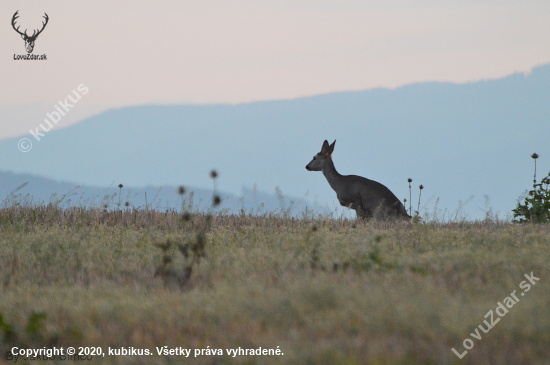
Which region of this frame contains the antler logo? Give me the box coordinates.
[11,11,49,54]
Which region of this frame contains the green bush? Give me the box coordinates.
[513,153,550,223]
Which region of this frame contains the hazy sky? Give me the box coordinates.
[1,0,549,139]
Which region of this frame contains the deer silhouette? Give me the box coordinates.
[306,140,410,220]
[12,11,49,54]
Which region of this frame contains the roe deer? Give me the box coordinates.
[306,140,410,220]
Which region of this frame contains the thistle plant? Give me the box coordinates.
[513,153,550,223]
[117,184,123,209]
[407,179,424,221]
[210,169,221,207]
[156,170,221,288]
[407,178,413,216]
[417,185,424,214]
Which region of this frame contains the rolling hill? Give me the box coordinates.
[1,63,549,219]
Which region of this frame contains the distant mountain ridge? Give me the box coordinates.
[1,63,549,219]
[0,170,317,215]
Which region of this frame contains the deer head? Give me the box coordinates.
[12,11,49,54]
[306,140,336,171]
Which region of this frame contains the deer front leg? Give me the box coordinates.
[338,198,354,208]
[339,198,371,219]
[355,206,372,219]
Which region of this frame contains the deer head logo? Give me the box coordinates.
[11,11,49,54]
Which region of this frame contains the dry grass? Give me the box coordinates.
[1,205,549,364]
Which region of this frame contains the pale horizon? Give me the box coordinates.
[1,0,549,139]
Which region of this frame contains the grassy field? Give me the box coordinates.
[0,205,549,364]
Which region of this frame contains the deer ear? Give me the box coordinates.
[21,34,26,40]
[321,140,330,153]
[329,140,336,154]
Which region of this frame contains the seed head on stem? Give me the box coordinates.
[408,178,413,216]
[532,153,539,186]
[417,185,424,215]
